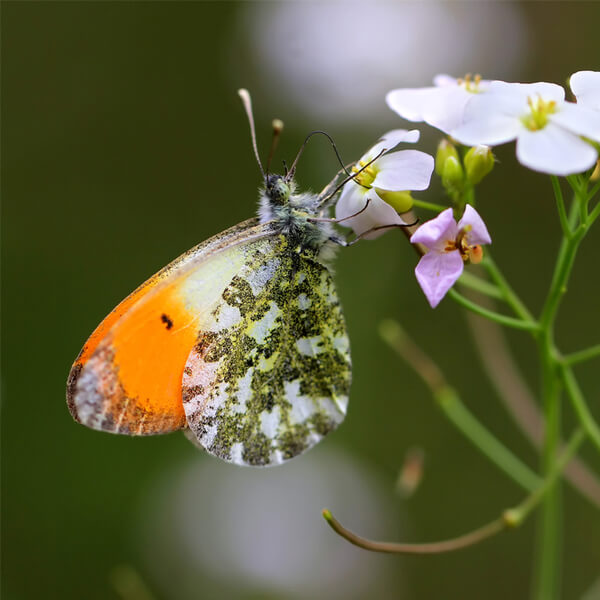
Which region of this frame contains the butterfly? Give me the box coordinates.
[66,90,359,467]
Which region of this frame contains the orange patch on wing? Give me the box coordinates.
[107,284,198,426]
[74,270,166,367]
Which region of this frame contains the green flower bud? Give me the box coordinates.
[464,145,494,185]
[435,139,460,176]
[441,155,465,191]
[375,189,414,213]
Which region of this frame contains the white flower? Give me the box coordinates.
[335,130,434,239]
[451,81,600,176]
[570,70,600,111]
[386,74,493,135]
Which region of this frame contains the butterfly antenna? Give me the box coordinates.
[265,119,284,176]
[285,130,351,182]
[238,89,265,179]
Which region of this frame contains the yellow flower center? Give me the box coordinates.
[457,73,484,94]
[521,95,557,131]
[352,160,378,188]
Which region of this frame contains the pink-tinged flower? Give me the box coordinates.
[335,130,434,239]
[451,80,600,175]
[570,70,600,111]
[386,74,493,135]
[411,206,491,308]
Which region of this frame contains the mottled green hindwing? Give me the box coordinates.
[182,235,351,466]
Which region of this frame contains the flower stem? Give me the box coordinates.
[411,198,448,213]
[458,271,505,299]
[322,429,584,555]
[482,254,536,324]
[379,320,541,492]
[532,183,589,600]
[562,344,600,367]
[448,289,539,331]
[559,364,600,452]
[436,386,541,492]
[551,176,572,238]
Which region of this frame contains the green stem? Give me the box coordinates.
[562,344,600,366]
[379,320,541,492]
[532,184,589,600]
[322,429,585,556]
[411,198,448,213]
[482,254,536,324]
[505,428,585,526]
[458,271,505,300]
[436,386,541,492]
[448,289,539,331]
[532,334,562,600]
[551,176,572,238]
[559,365,600,452]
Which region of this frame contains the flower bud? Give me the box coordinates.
[435,139,460,176]
[591,159,600,182]
[375,189,413,213]
[464,145,494,185]
[441,155,465,191]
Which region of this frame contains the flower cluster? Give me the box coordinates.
[336,70,599,308]
[388,71,600,176]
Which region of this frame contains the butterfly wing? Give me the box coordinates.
[182,236,352,466]
[66,218,277,435]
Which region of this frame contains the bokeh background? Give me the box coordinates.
[3,2,600,599]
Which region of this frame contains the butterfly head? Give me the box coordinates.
[265,174,291,206]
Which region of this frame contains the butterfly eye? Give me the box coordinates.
[267,175,290,205]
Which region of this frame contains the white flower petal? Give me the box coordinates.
[335,188,405,239]
[451,112,522,146]
[489,81,565,104]
[386,87,440,122]
[335,184,368,221]
[516,124,598,175]
[421,86,475,134]
[458,205,492,245]
[550,102,600,143]
[570,71,600,110]
[410,208,457,250]
[367,129,420,158]
[372,150,434,191]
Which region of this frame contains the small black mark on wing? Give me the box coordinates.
[161,313,174,330]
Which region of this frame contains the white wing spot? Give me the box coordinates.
[260,405,281,438]
[230,442,244,464]
[333,335,350,354]
[296,335,324,356]
[245,259,280,295]
[214,303,242,331]
[232,368,254,414]
[247,301,280,344]
[297,293,311,310]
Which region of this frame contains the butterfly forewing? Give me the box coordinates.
[182,236,351,466]
[66,219,276,435]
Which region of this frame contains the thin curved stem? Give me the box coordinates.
[380,320,541,492]
[448,289,539,332]
[482,254,536,324]
[458,271,504,300]
[322,429,584,555]
[322,509,505,555]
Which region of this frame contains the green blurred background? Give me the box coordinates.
[3,2,600,599]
